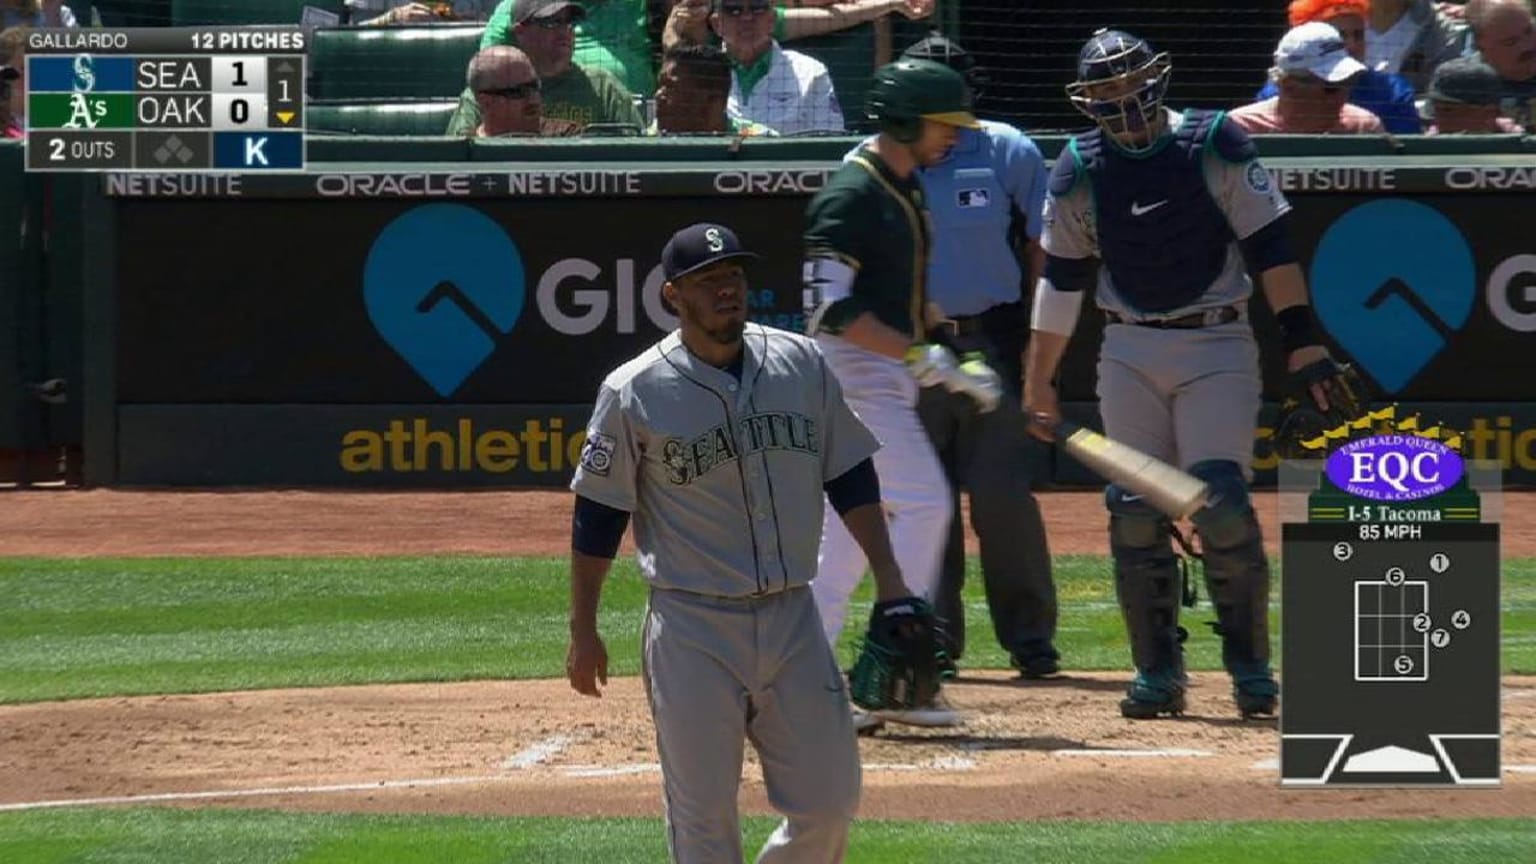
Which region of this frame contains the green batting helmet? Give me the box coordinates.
[866,58,981,143]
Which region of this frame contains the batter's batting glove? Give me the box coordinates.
[955,352,1002,413]
[904,343,959,389]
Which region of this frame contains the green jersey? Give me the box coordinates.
[444,64,642,136]
[802,147,931,338]
[481,0,655,97]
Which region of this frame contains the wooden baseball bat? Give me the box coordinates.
[1048,419,1211,520]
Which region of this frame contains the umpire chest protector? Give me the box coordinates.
[1067,109,1233,314]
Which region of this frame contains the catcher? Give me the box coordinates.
[1023,29,1353,721]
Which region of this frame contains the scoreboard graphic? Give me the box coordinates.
[1279,434,1501,788]
[25,28,305,172]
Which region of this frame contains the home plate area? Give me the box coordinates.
[1,672,1532,823]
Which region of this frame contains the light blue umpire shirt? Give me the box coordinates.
[849,120,1049,317]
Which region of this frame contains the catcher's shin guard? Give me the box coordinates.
[1188,461,1277,717]
[1107,485,1187,716]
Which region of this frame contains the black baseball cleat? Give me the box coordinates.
[1012,653,1062,680]
[1235,691,1278,719]
[1231,662,1280,720]
[1119,669,1186,719]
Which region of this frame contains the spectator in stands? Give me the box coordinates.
[1425,53,1528,128]
[1232,21,1389,132]
[351,0,494,23]
[652,41,776,133]
[664,0,938,61]
[1,0,75,27]
[711,0,844,133]
[1464,0,1536,126]
[0,66,18,139]
[1257,0,1420,132]
[466,45,583,135]
[0,25,24,136]
[446,0,644,135]
[484,0,655,98]
[1365,0,1468,89]
[352,1,497,24]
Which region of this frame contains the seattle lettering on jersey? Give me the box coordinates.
[663,411,820,486]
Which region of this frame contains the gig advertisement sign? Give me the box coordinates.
[117,198,810,405]
[112,183,1536,486]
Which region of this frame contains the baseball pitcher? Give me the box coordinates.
[566,223,932,863]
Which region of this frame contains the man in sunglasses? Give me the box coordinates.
[446,0,642,135]
[1252,0,1420,134]
[1230,21,1387,133]
[710,0,845,134]
[466,45,582,136]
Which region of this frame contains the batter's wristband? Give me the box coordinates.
[1276,305,1320,354]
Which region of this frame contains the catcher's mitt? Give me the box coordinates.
[847,597,944,712]
[1271,358,1372,460]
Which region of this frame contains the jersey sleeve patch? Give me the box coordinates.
[580,431,617,477]
[1243,160,1273,195]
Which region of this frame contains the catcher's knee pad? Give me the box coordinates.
[1187,460,1258,550]
[1187,460,1271,667]
[1106,485,1185,672]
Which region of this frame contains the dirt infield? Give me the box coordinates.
[1,489,1533,823]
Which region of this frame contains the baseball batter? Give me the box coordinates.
[1022,30,1339,719]
[802,58,1000,729]
[567,223,922,863]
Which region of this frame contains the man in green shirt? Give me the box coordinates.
[483,0,656,97]
[803,59,999,731]
[446,0,643,135]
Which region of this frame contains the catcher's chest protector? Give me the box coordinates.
[1074,108,1233,314]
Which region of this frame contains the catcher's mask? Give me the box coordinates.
[1066,28,1171,153]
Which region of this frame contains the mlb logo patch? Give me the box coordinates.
[956,188,991,208]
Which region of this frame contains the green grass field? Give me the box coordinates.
[1,554,1532,862]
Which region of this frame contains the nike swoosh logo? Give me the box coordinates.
[1122,493,1144,502]
[1130,200,1168,216]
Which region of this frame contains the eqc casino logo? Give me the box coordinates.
[363,204,526,397]
[1309,200,1476,394]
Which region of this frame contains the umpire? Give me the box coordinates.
[899,33,1060,677]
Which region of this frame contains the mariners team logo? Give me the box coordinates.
[1245,161,1271,194]
[580,432,616,476]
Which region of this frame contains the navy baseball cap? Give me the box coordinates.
[1427,56,1503,105]
[661,223,759,281]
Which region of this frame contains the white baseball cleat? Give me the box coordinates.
[851,708,885,734]
[872,692,962,728]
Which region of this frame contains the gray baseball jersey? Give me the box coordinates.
[571,322,879,597]
[1043,109,1291,321]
